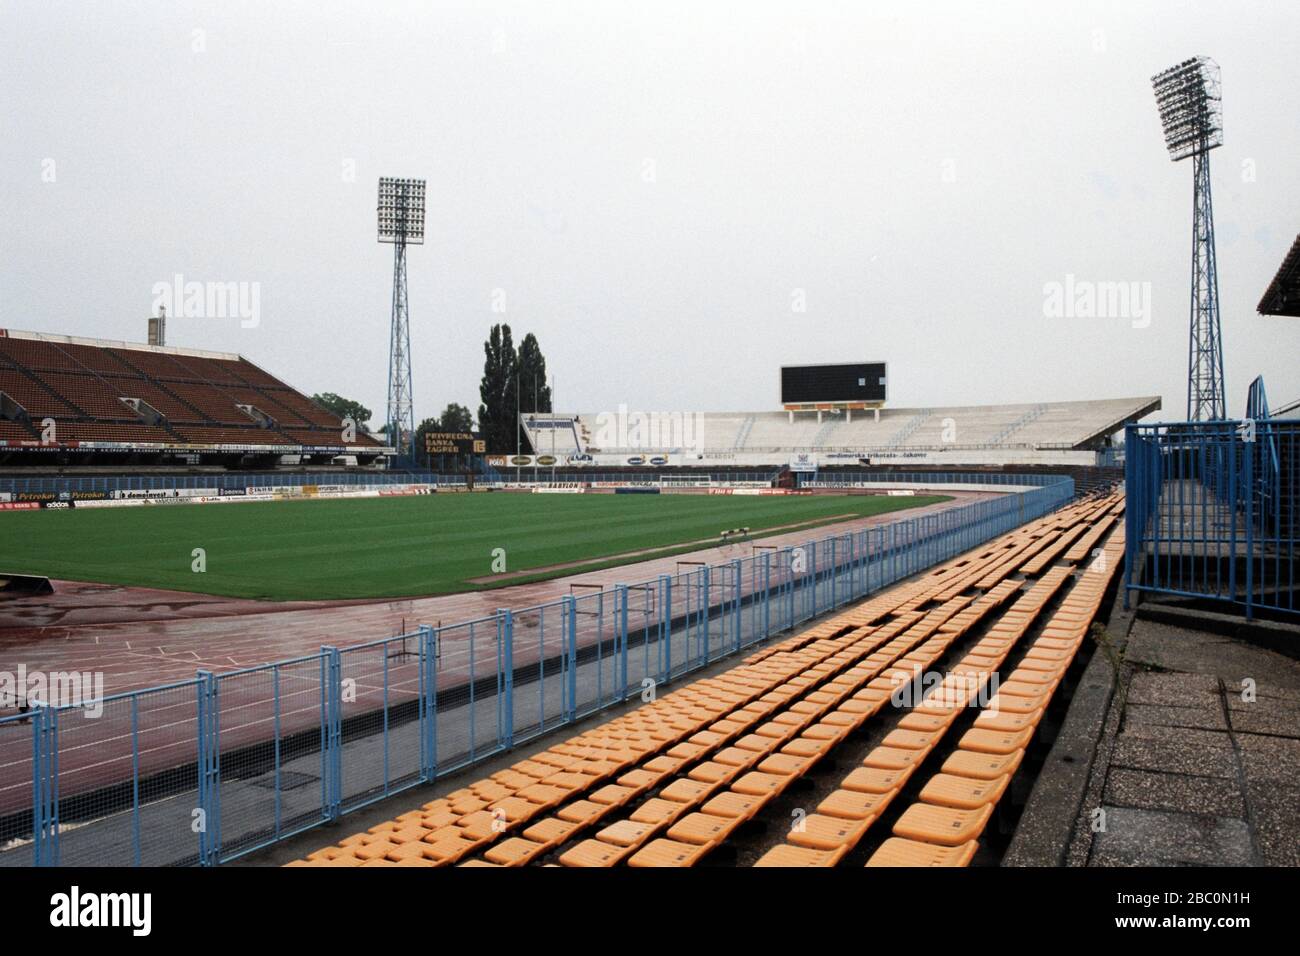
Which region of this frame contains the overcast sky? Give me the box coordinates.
[2,0,1296,425]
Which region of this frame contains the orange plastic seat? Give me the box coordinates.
[958,726,1034,755]
[862,746,926,771]
[556,799,610,825]
[629,798,690,825]
[972,708,1043,733]
[866,837,979,868]
[521,818,577,846]
[558,839,633,867]
[731,771,789,797]
[918,772,1010,810]
[627,838,713,868]
[659,778,714,804]
[841,765,914,794]
[700,791,770,821]
[753,844,848,867]
[880,728,941,752]
[787,813,874,851]
[484,837,549,866]
[817,789,892,821]
[892,803,993,846]
[666,812,742,846]
[594,819,657,847]
[757,753,812,777]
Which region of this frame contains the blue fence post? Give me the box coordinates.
[131,693,142,866]
[782,547,795,630]
[659,574,672,682]
[321,647,342,821]
[563,596,578,721]
[418,624,437,782]
[701,565,711,665]
[497,610,514,749]
[829,536,838,608]
[1124,425,1136,610]
[616,585,629,700]
[31,703,59,866]
[195,669,220,865]
[809,539,819,619]
[761,550,771,641]
[1244,441,1254,619]
[728,559,742,652]
[30,705,43,866]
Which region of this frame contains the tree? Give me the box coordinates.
[477,324,517,453]
[515,332,552,451]
[436,403,475,433]
[312,393,372,430]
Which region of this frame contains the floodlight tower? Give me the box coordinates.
[1152,57,1226,422]
[377,177,427,458]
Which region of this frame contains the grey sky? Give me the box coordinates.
[2,0,1297,426]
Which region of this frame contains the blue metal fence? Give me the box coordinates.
[0,472,1074,866]
[1125,419,1298,618]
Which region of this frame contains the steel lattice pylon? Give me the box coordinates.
[377,177,426,459]
[387,238,414,457]
[1187,147,1225,421]
[1152,57,1226,422]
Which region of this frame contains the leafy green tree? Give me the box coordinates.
[515,332,552,451]
[311,393,372,430]
[477,324,518,453]
[436,403,475,433]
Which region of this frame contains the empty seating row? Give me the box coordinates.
[0,420,37,440]
[0,337,99,373]
[53,421,177,443]
[33,373,135,419]
[258,388,340,428]
[0,368,77,417]
[108,346,222,382]
[158,381,278,425]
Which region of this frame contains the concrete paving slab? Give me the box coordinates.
[1123,702,1227,732]
[1111,731,1238,779]
[1224,678,1300,703]
[1103,767,1244,818]
[1245,783,1300,867]
[1235,733,1300,788]
[1090,806,1253,866]
[1227,702,1300,737]
[1127,671,1220,707]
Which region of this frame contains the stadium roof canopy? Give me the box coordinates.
[1257,234,1300,317]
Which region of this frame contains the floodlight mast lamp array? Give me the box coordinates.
[1152,57,1225,422]
[377,177,426,458]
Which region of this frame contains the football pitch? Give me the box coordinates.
[0,492,950,601]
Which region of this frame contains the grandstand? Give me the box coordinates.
[522,396,1159,468]
[0,329,387,463]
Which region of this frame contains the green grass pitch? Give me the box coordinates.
[0,492,950,601]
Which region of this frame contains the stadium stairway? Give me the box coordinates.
[287,491,1125,868]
